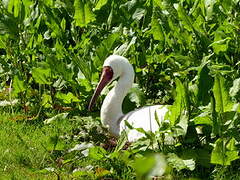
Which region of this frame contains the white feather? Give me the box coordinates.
[100,55,169,141]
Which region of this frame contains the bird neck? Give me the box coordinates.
[101,70,134,136]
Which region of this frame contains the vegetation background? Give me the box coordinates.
[0,0,240,179]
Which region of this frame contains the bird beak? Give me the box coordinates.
[88,66,113,111]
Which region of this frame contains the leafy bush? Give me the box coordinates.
[0,0,240,179]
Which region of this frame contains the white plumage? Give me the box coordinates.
[89,55,169,142]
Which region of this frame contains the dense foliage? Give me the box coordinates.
[0,0,240,179]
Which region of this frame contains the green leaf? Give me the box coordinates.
[107,6,113,27]
[151,14,164,41]
[166,78,189,126]
[0,37,6,48]
[114,130,128,152]
[133,153,167,179]
[95,167,111,177]
[74,0,96,27]
[95,33,120,67]
[95,0,108,10]
[72,170,94,178]
[211,138,239,165]
[213,74,233,113]
[13,75,26,94]
[0,99,18,107]
[193,114,213,126]
[7,0,14,13]
[120,0,137,11]
[132,8,146,21]
[60,18,66,30]
[230,78,240,97]
[197,60,214,105]
[72,55,92,82]
[211,142,224,165]
[55,92,80,104]
[167,153,195,171]
[153,0,161,7]
[32,67,51,85]
[14,0,21,17]
[210,37,231,55]
[134,155,155,176]
[0,13,19,36]
[88,146,107,160]
[44,113,68,124]
[226,138,239,163]
[204,0,217,21]
[114,36,137,56]
[176,4,194,31]
[128,84,146,107]
[41,94,52,108]
[173,110,188,136]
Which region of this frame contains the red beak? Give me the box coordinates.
[88,66,113,111]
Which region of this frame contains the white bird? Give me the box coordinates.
[88,55,169,142]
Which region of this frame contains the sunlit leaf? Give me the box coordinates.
[114,36,137,56]
[133,153,167,179]
[0,99,18,106]
[132,8,146,21]
[44,113,68,124]
[14,0,21,17]
[153,0,161,7]
[32,67,51,85]
[95,0,108,10]
[128,83,146,107]
[226,138,239,163]
[55,92,80,104]
[166,78,189,126]
[88,146,107,160]
[204,0,217,21]
[176,4,194,31]
[72,169,94,177]
[151,14,164,41]
[74,0,96,27]
[68,143,93,152]
[41,94,52,108]
[167,153,195,171]
[210,36,231,54]
[13,75,26,94]
[173,110,188,136]
[211,138,239,165]
[120,0,137,11]
[230,78,240,97]
[95,167,110,177]
[60,18,66,30]
[72,55,92,82]
[193,114,213,126]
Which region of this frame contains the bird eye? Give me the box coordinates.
[103,66,113,80]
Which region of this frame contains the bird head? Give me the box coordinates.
[88,55,132,111]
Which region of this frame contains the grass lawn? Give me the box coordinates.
[0,113,76,179]
[0,112,132,180]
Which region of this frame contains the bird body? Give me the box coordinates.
[120,105,169,142]
[89,55,169,142]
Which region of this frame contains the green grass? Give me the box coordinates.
[0,113,74,179]
[0,112,133,179]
